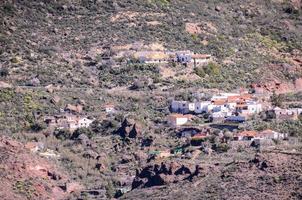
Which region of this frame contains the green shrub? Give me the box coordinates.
[271,92,284,107]
[3,3,14,15]
[54,129,71,140]
[213,143,230,153]
[0,68,9,77]
[30,122,46,132]
[204,62,220,76]
[71,127,94,139]
[194,67,206,78]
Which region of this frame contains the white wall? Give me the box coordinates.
[176,117,188,126]
[195,101,210,113]
[168,117,188,126]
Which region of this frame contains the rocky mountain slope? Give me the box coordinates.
[1,1,302,200]
[1,0,302,89]
[0,136,80,200]
[122,153,302,200]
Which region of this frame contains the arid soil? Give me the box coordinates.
[0,136,81,200]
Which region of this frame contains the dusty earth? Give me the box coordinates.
[0,136,80,200]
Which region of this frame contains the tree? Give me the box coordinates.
[30,122,46,132]
[54,129,71,140]
[71,127,94,139]
[0,68,9,77]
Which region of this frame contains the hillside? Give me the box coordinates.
[1,0,302,200]
[1,0,302,89]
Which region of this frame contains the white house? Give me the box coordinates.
[226,102,237,110]
[171,100,188,113]
[78,117,93,128]
[211,111,226,122]
[191,54,212,66]
[247,102,262,114]
[188,102,195,112]
[104,104,115,114]
[237,102,262,116]
[255,129,287,140]
[167,114,191,126]
[67,117,93,131]
[194,101,211,113]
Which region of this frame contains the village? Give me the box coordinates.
[2,0,302,199]
[33,46,302,162]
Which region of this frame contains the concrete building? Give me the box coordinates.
[167,114,191,126]
[191,54,212,67]
[194,101,211,113]
[171,100,189,113]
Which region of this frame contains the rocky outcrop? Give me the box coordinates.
[115,118,142,139]
[132,162,201,189]
[0,136,78,200]
[0,81,12,88]
[294,78,302,91]
[65,104,83,113]
[251,79,302,94]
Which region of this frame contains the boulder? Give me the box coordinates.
[65,182,84,193]
[45,84,55,93]
[0,81,12,88]
[215,6,221,12]
[294,78,302,91]
[51,95,61,104]
[65,104,83,113]
[132,161,201,189]
[82,150,99,159]
[77,134,91,146]
[29,77,40,86]
[116,118,142,139]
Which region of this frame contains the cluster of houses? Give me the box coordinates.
[44,114,94,132]
[179,127,287,145]
[233,129,287,141]
[107,47,213,67]
[132,50,212,66]
[43,103,116,132]
[168,92,263,126]
[273,107,302,121]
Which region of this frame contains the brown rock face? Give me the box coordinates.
[132,162,201,189]
[116,118,142,139]
[65,104,83,113]
[65,182,84,194]
[290,0,302,10]
[0,136,77,200]
[252,79,298,94]
[185,23,201,35]
[294,78,302,91]
[51,95,61,104]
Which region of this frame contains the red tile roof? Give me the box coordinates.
[192,133,208,139]
[236,130,258,137]
[192,54,211,59]
[212,99,226,105]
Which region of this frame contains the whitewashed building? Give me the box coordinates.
[255,129,287,140]
[194,101,211,113]
[171,100,188,113]
[167,114,191,126]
